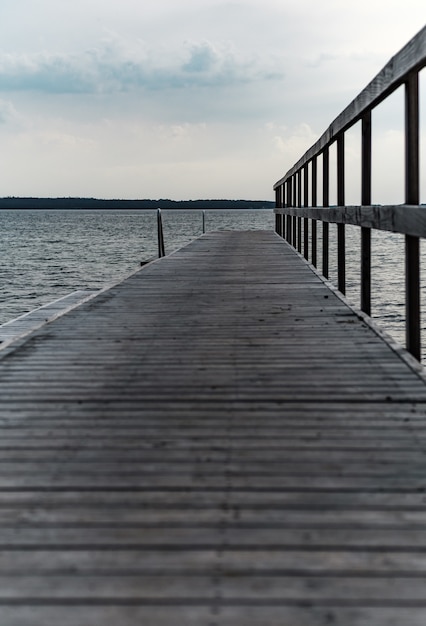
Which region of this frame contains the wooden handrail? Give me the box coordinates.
[273,25,426,360]
[273,25,426,189]
[274,205,426,237]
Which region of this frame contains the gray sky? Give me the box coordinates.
[0,1,424,200]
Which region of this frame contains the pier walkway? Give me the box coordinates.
[1,230,426,625]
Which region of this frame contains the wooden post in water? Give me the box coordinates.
[157,209,165,258]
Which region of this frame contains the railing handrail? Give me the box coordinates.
[274,24,426,189]
[273,204,426,238]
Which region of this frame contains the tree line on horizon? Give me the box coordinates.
[0,198,274,210]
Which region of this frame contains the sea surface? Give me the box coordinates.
[0,208,273,324]
[0,208,425,358]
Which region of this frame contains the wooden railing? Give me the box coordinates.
[273,25,426,360]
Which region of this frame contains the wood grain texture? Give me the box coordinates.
[274,204,426,237]
[0,290,98,347]
[1,230,426,624]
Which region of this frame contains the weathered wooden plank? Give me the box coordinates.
[0,290,98,348]
[1,546,426,574]
[0,607,425,626]
[0,231,426,624]
[274,204,426,238]
[2,525,426,547]
[1,573,426,602]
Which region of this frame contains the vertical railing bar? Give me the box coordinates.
[303,221,309,259]
[406,235,420,358]
[405,70,421,360]
[291,175,295,247]
[287,178,292,245]
[337,222,346,295]
[275,214,280,235]
[361,228,371,314]
[293,173,297,247]
[311,156,317,267]
[303,163,309,260]
[406,71,420,204]
[361,110,372,315]
[283,181,288,241]
[293,214,297,249]
[202,210,206,235]
[311,156,318,267]
[292,176,295,248]
[274,188,281,236]
[322,146,329,279]
[337,133,346,295]
[297,170,302,253]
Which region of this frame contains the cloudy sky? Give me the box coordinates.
[0,1,424,201]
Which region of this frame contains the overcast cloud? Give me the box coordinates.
[0,39,283,94]
[0,0,424,200]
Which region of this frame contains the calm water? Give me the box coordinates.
[0,208,424,358]
[0,209,273,324]
[319,224,409,348]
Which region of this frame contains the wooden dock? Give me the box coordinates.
[1,230,426,625]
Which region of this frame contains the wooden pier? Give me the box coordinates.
[1,230,426,624]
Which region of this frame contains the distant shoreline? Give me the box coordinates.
[0,198,274,210]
